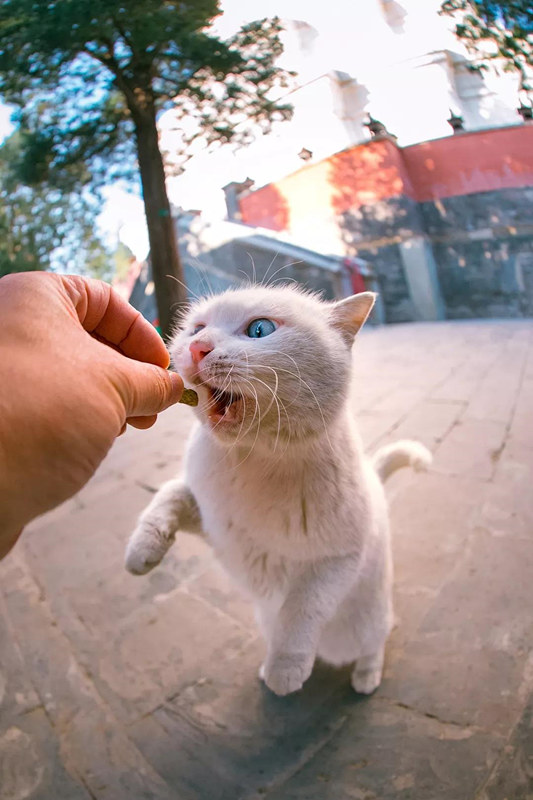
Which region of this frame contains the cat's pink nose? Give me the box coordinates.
[189,339,213,364]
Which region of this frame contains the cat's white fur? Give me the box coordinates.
[125,286,431,696]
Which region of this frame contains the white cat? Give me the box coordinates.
[125,286,431,696]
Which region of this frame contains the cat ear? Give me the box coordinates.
[329,292,376,343]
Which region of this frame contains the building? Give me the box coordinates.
[238,125,533,322]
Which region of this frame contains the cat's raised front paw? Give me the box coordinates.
[264,652,314,696]
[124,525,171,575]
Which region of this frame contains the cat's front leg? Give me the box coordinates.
[125,479,203,575]
[262,556,359,696]
[263,650,316,696]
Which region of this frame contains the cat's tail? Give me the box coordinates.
[371,440,432,483]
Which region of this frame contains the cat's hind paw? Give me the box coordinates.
[125,525,172,575]
[351,668,381,695]
[351,652,384,695]
[264,652,314,696]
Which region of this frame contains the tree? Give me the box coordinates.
[440,1,532,88]
[0,2,293,337]
[113,241,137,284]
[0,131,113,279]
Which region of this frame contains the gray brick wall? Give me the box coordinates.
[338,187,533,321]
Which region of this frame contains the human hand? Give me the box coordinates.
[0,271,184,557]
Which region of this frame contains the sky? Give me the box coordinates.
[99,185,149,260]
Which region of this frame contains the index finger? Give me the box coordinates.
[61,275,170,368]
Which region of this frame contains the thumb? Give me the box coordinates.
[115,359,184,418]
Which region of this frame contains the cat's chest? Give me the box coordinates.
[183,429,362,562]
[191,453,310,547]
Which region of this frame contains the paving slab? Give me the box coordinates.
[431,418,508,480]
[1,553,179,800]
[383,526,533,733]
[375,399,464,451]
[261,701,503,800]
[128,642,355,800]
[1,319,532,800]
[479,692,533,800]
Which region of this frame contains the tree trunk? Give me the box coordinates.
[133,102,187,340]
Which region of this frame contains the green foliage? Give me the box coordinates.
[0,1,293,332]
[0,1,293,186]
[440,1,533,84]
[0,131,114,280]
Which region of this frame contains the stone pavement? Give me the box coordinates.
[1,319,533,800]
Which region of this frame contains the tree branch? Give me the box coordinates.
[82,41,139,110]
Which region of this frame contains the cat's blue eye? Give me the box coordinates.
[246,318,276,339]
[191,323,205,335]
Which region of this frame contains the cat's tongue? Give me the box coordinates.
[207,387,243,424]
[220,400,241,423]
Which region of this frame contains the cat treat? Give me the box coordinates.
[179,388,199,406]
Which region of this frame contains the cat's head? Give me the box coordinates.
[170,286,375,447]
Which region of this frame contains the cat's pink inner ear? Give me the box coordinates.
[330,292,377,341]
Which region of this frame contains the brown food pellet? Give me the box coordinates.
[179,388,199,407]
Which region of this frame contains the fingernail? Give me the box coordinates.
[179,388,199,407]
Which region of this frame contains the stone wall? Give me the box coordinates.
[420,187,533,318]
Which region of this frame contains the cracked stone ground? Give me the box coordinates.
[1,319,533,800]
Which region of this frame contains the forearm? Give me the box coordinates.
[0,422,97,557]
[0,422,44,554]
[0,354,115,555]
[0,465,24,559]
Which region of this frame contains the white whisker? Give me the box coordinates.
[261,249,282,286]
[245,251,257,286]
[165,272,202,304]
[264,260,303,287]
[246,356,334,454]
[250,374,283,454]
[228,379,264,468]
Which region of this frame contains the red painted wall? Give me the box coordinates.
[402,126,533,202]
[239,183,290,231]
[239,125,533,233]
[328,139,416,213]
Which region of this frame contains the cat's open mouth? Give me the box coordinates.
[205,385,245,425]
